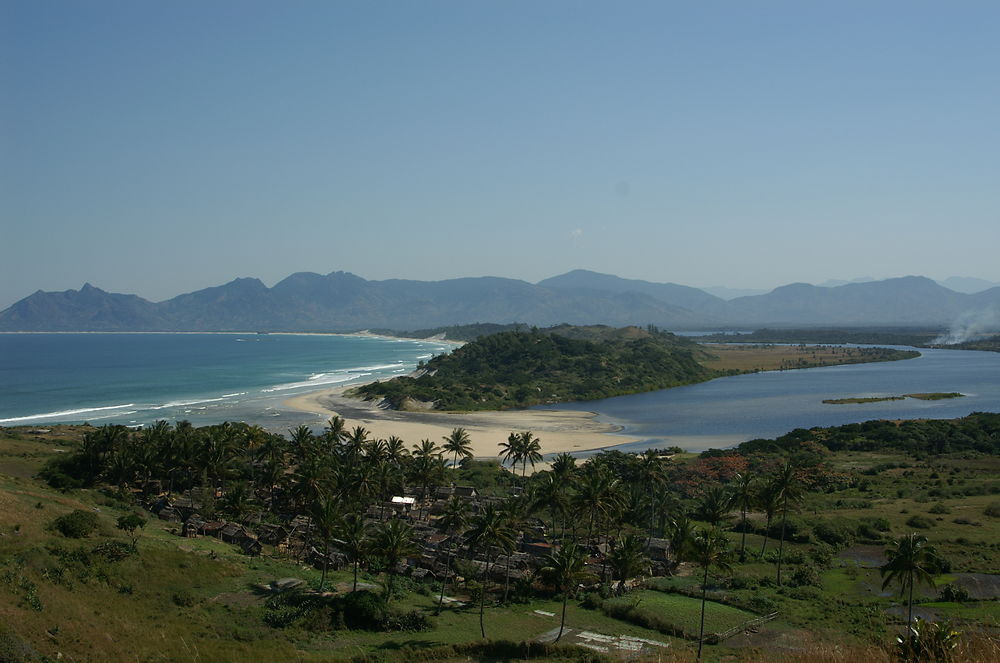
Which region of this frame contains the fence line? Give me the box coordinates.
[712,611,779,642]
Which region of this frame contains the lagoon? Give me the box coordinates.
[537,346,1000,453]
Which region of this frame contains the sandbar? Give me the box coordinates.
[283,385,641,459]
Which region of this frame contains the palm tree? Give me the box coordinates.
[608,534,650,595]
[323,415,347,446]
[756,480,781,557]
[732,473,756,562]
[498,432,522,477]
[692,527,733,659]
[771,461,803,586]
[465,502,517,638]
[288,424,316,461]
[311,495,340,592]
[533,472,570,539]
[338,514,370,592]
[572,465,623,545]
[636,450,667,542]
[517,432,543,477]
[539,543,592,642]
[550,452,577,482]
[881,533,939,630]
[696,485,734,527]
[667,515,696,568]
[435,495,470,614]
[344,426,370,461]
[374,518,417,603]
[442,427,473,470]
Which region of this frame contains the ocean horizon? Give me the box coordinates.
[0,332,453,432]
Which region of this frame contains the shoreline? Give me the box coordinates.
[283,385,641,459]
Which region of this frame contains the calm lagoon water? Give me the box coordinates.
[0,333,452,432]
[536,346,1000,454]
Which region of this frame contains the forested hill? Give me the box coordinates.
[352,325,715,411]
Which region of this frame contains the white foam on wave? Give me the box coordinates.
[261,373,365,393]
[346,362,405,372]
[0,403,137,424]
[150,396,230,410]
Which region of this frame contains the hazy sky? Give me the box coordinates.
[3,1,999,309]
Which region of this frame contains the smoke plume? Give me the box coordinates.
[932,308,1000,345]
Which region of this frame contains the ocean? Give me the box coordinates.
[0,333,453,432]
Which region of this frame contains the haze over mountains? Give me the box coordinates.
[2,270,999,332]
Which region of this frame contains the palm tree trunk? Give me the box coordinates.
[437,546,454,615]
[776,494,788,585]
[353,559,359,592]
[697,562,709,659]
[557,593,568,642]
[907,577,914,629]
[740,502,748,562]
[319,558,328,592]
[760,513,772,556]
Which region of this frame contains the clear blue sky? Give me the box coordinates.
[3,1,999,309]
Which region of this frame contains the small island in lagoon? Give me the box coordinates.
[824,392,966,405]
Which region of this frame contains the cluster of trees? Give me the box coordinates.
[35,413,985,655]
[735,413,1000,456]
[354,327,714,410]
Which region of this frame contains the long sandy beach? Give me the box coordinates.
[283,385,641,459]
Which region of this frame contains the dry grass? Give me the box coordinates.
[698,345,892,372]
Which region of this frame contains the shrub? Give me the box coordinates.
[790,565,822,588]
[746,595,777,614]
[905,515,935,529]
[787,585,822,601]
[172,589,197,607]
[984,502,1000,518]
[386,609,433,631]
[342,590,388,630]
[938,584,970,602]
[928,503,951,514]
[50,510,99,538]
[812,519,855,548]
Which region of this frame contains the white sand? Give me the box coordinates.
[283,385,640,459]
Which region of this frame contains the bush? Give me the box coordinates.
[790,565,821,588]
[50,510,100,538]
[938,584,970,602]
[172,589,197,607]
[905,515,935,529]
[386,609,433,631]
[342,590,388,630]
[812,519,855,548]
[726,574,759,590]
[984,502,1000,518]
[928,503,951,514]
[786,585,822,600]
[746,594,778,614]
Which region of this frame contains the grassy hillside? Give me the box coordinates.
[3,421,1000,662]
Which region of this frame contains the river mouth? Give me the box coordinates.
[534,345,1000,452]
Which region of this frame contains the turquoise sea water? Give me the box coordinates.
[0,333,453,431]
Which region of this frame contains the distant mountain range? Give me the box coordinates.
[2,269,999,332]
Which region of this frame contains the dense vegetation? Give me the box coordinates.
[3,410,999,662]
[732,412,1000,456]
[353,326,715,410]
